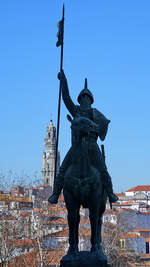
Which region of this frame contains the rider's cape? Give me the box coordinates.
[93,108,110,141]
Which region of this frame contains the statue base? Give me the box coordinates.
[59,251,110,267]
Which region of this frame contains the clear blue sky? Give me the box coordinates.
[0,0,150,192]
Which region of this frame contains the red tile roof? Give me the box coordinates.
[120,233,142,239]
[8,248,65,267]
[126,185,150,192]
[20,211,31,217]
[43,217,67,225]
[25,187,41,191]
[46,206,64,211]
[8,238,37,248]
[58,211,68,215]
[133,229,150,232]
[116,193,125,197]
[33,208,41,212]
[50,228,69,237]
[0,195,32,203]
[120,201,133,206]
[139,253,150,259]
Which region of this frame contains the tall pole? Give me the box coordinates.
[54,5,65,182]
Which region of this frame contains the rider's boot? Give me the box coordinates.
[48,170,64,204]
[101,169,118,207]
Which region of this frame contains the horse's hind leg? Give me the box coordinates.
[97,214,103,249]
[89,206,99,252]
[75,207,80,251]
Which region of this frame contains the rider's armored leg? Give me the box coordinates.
[89,143,118,204]
[48,148,73,204]
[49,170,64,204]
[101,168,118,204]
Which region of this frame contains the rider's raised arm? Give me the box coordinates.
[60,71,76,117]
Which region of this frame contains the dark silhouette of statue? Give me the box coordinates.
[49,71,118,204]
[49,70,118,259]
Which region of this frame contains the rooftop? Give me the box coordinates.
[50,227,92,238]
[116,193,125,197]
[120,201,137,206]
[43,217,67,225]
[120,233,142,239]
[33,208,41,212]
[8,238,37,248]
[20,211,31,217]
[126,185,150,192]
[8,248,65,267]
[133,229,150,232]
[0,194,32,203]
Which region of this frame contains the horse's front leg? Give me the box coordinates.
[64,191,80,254]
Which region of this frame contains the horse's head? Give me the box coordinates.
[67,114,98,137]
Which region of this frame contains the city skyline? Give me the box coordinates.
[0,1,150,192]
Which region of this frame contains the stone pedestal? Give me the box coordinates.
[59,251,110,267]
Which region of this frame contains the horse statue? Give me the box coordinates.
[63,114,107,255]
[48,71,118,266]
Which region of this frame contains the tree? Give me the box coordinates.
[0,216,18,267]
[0,169,41,266]
[102,210,140,266]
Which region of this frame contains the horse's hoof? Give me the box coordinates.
[91,246,107,260]
[67,247,79,256]
[91,246,98,253]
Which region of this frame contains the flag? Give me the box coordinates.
[56,19,64,47]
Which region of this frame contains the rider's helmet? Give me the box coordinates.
[77,78,94,104]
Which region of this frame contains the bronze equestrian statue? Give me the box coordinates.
[49,70,118,255]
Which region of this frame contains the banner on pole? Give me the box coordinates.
[56,19,64,47]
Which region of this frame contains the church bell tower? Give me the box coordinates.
[42,120,60,189]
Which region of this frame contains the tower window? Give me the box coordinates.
[46,178,49,185]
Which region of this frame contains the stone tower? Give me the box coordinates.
[42,120,60,189]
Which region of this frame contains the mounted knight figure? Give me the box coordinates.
[49,70,118,207]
